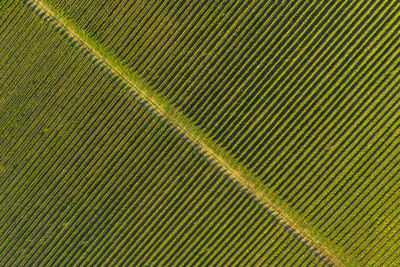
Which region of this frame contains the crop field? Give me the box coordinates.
[0,1,332,266]
[1,0,400,266]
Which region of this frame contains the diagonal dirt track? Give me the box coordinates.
[26,0,344,265]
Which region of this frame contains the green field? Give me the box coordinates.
[1,0,400,265]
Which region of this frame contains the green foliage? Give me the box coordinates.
[0,1,332,266]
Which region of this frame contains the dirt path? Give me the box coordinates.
[28,0,345,265]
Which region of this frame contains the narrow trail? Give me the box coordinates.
[27,0,344,265]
